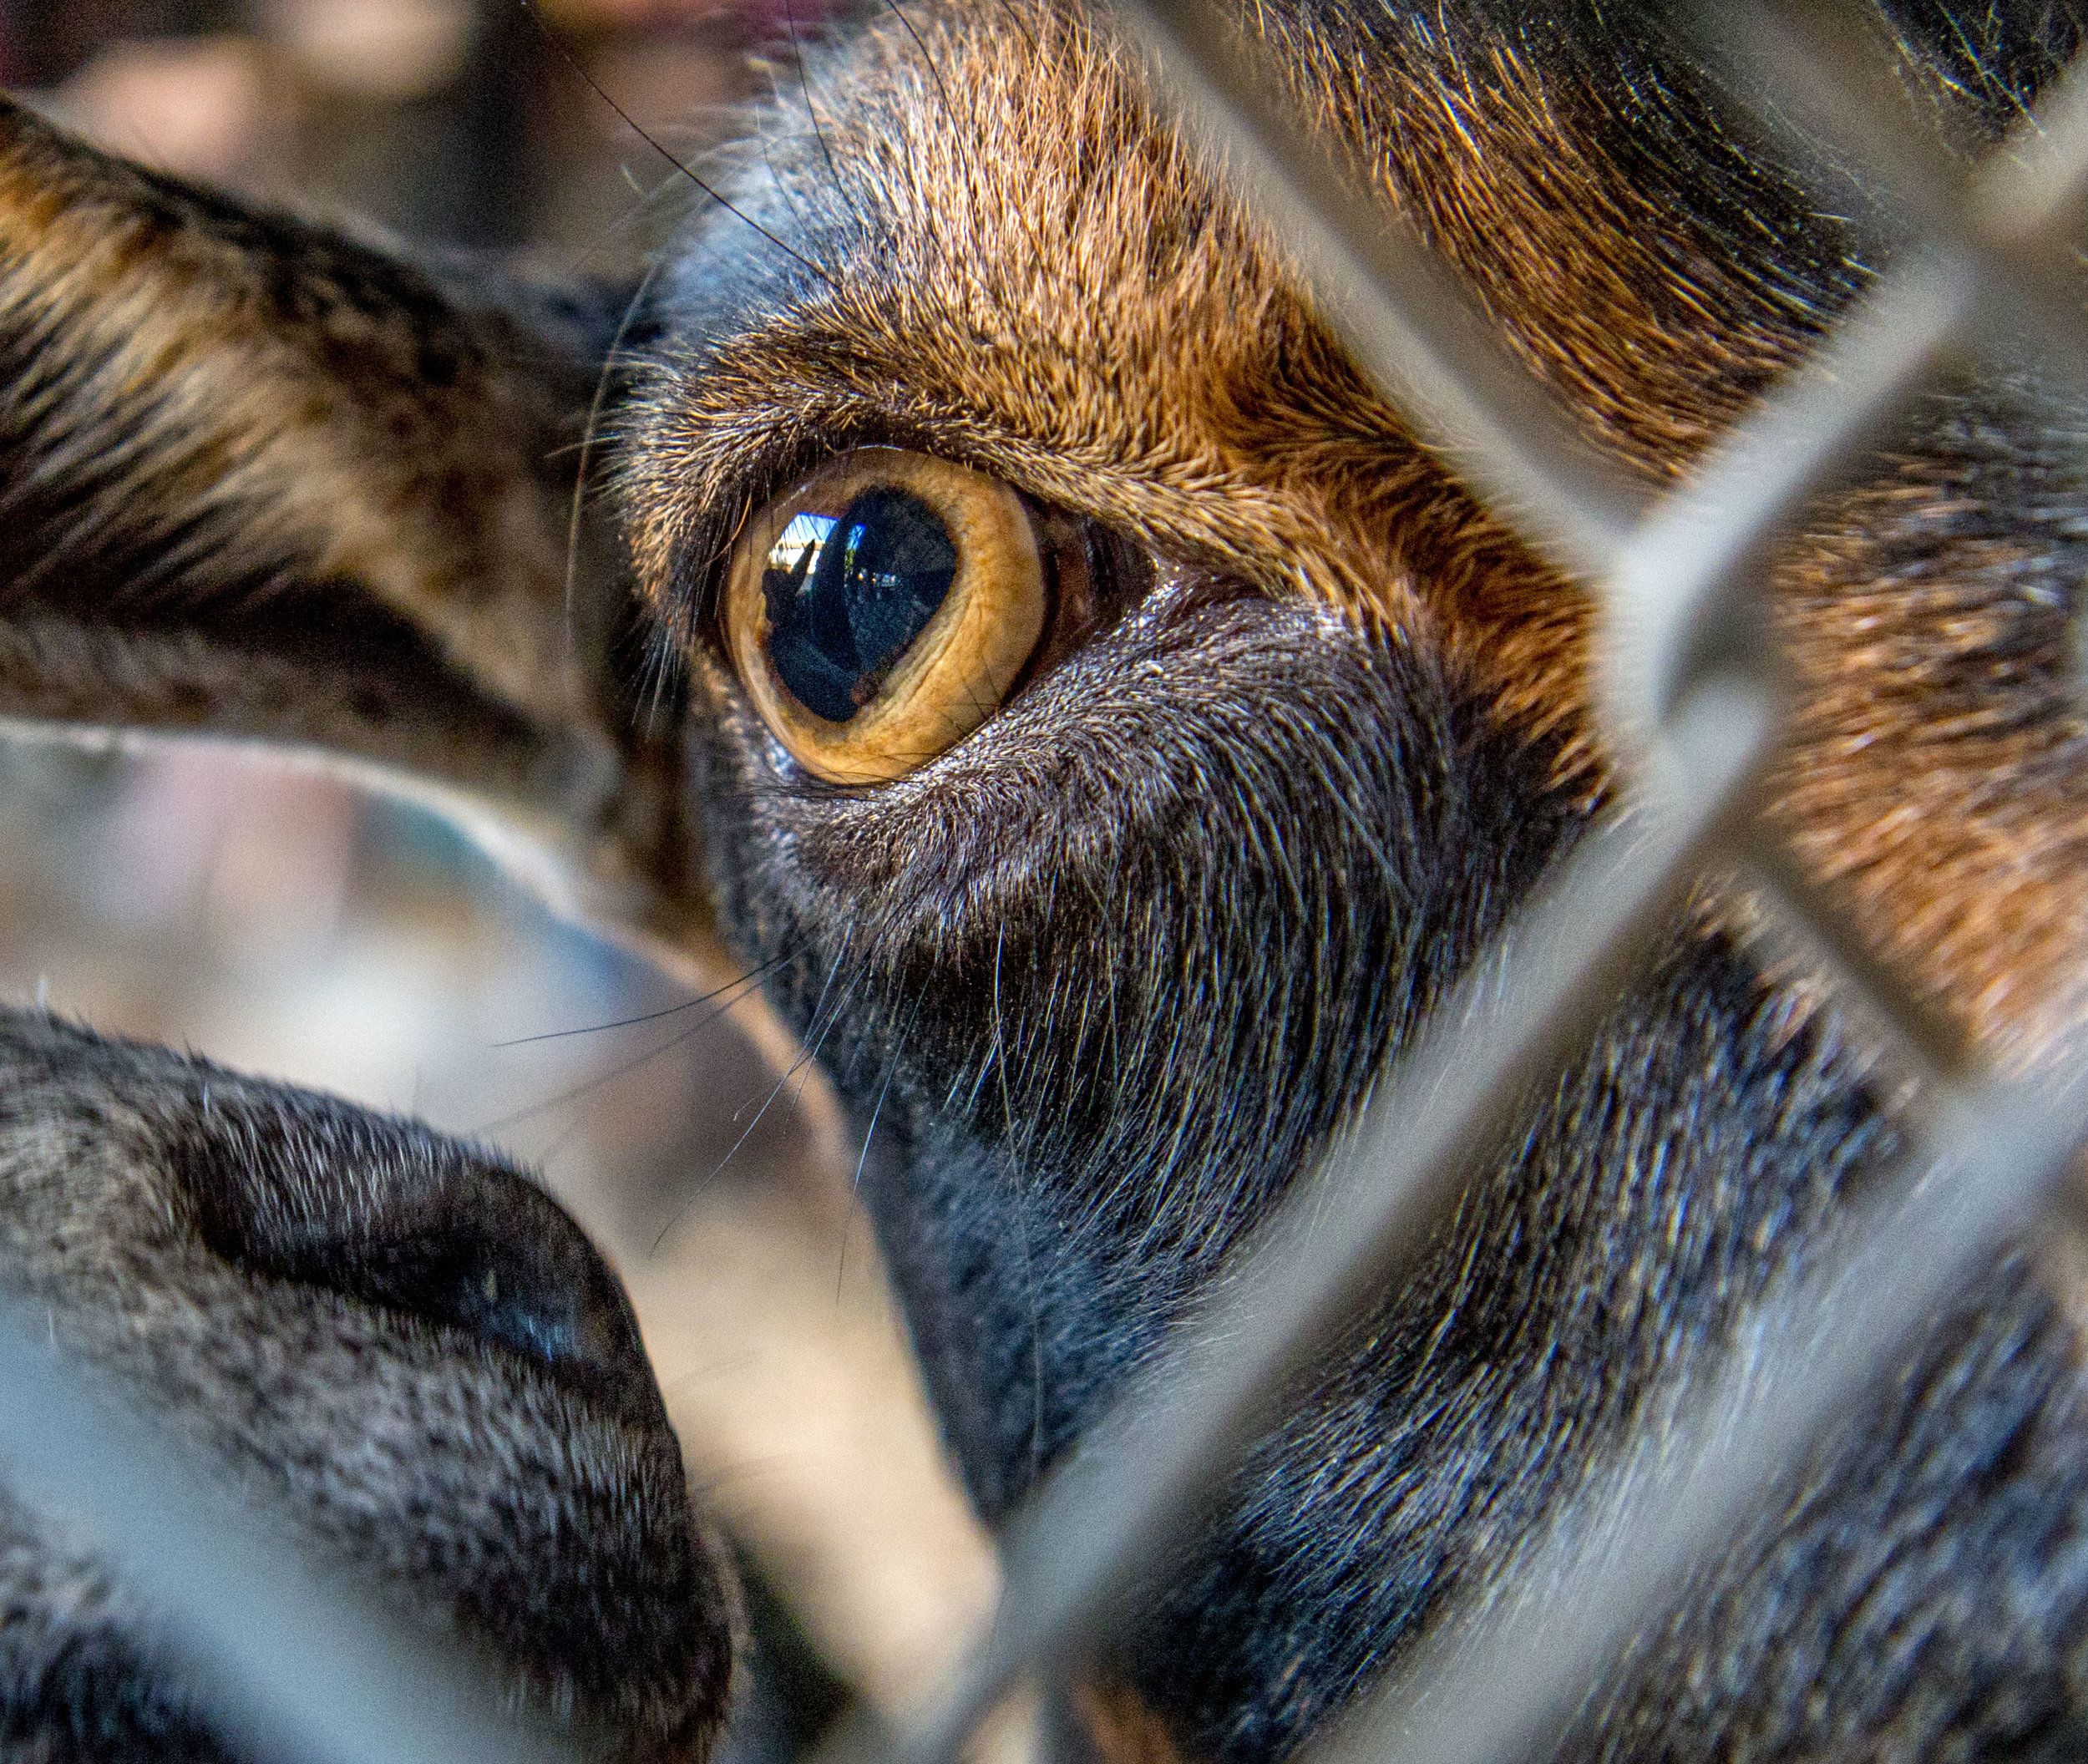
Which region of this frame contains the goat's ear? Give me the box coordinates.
[0,94,711,964]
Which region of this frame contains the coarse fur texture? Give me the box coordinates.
[0,1012,737,1761]
[4,1,2088,1761]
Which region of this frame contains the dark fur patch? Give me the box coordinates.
[0,1010,737,1761]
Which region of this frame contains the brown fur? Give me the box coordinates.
[628,1,2088,1058]
[1076,1680,1198,1764]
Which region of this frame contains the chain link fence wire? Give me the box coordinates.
[3,2,2087,1761]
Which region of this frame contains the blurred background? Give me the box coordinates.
[0,1,1001,1751]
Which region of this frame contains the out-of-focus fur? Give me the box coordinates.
[0,1011,736,1761]
[5,2,2088,1760]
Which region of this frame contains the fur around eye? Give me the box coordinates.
[722,448,1049,783]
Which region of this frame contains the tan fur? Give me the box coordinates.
[626,10,1563,725]
[0,115,589,732]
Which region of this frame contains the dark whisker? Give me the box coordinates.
[785,0,871,239]
[517,0,839,289]
[876,0,1048,284]
[651,945,858,1254]
[489,949,795,1047]
[468,956,789,1135]
[565,257,662,656]
[879,0,983,192]
[985,0,1039,58]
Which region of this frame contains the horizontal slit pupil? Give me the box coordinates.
[763,486,957,723]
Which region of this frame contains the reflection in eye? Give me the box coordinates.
[761,492,958,723]
[722,449,1053,784]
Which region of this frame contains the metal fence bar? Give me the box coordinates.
[1735,833,1970,1077]
[1694,2,2088,375]
[1593,248,1974,736]
[1979,51,2088,242]
[1696,0,1972,236]
[0,1299,584,1764]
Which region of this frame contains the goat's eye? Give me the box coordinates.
[722,449,1049,783]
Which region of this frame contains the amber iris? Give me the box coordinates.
[723,449,1049,784]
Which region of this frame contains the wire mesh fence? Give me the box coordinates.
[4,1,2086,1761]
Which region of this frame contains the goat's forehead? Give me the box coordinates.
[633,1,1518,649]
[628,0,1834,717]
